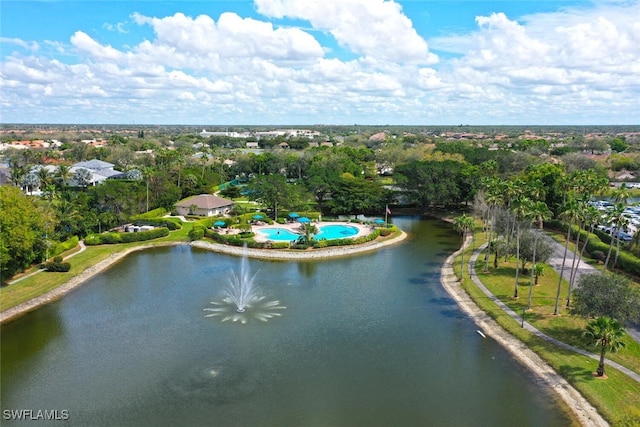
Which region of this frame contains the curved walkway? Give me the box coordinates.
[440,238,608,427]
[468,244,639,383]
[7,240,88,285]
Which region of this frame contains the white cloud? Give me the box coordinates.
[1,1,638,124]
[0,37,39,51]
[131,11,324,61]
[254,0,438,64]
[71,31,126,62]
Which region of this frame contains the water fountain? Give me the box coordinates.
[204,253,285,324]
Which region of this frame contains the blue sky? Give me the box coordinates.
[1,0,638,125]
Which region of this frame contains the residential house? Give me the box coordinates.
[174,194,235,217]
[70,159,123,187]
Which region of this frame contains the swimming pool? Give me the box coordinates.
[258,224,360,242]
[259,228,301,241]
[315,224,359,240]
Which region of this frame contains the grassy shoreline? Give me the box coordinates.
[451,225,640,426]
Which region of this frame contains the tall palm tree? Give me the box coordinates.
[511,193,531,298]
[564,196,589,307]
[526,200,552,309]
[482,178,505,272]
[583,316,626,377]
[604,202,626,269]
[454,213,475,279]
[554,197,580,315]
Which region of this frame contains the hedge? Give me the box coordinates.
[204,230,269,248]
[189,226,206,241]
[85,227,170,245]
[43,261,71,272]
[51,236,79,257]
[133,218,181,230]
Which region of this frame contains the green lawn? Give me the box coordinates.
[453,225,640,426]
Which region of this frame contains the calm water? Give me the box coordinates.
[0,217,575,426]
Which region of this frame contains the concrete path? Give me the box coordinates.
[7,240,87,285]
[469,243,640,383]
[545,234,640,344]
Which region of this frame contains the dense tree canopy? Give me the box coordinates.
[571,273,640,325]
[394,159,471,210]
[0,186,57,280]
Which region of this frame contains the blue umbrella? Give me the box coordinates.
[214,221,226,227]
[253,214,264,220]
[297,217,311,223]
[288,212,300,218]
[374,218,385,224]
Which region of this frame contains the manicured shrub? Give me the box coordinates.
[100,232,122,244]
[53,256,63,263]
[313,240,329,248]
[51,236,79,257]
[43,261,71,272]
[271,241,290,249]
[379,228,394,236]
[189,226,206,241]
[83,228,169,245]
[134,218,181,230]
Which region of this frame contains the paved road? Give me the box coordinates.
[469,244,640,383]
[544,233,640,343]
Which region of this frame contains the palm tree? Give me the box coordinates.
[604,202,626,269]
[454,213,474,279]
[583,316,626,377]
[36,167,52,189]
[532,264,545,286]
[511,193,531,298]
[554,197,580,315]
[526,200,552,309]
[55,164,72,189]
[298,222,318,245]
[482,178,505,272]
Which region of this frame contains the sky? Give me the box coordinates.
[1,0,639,125]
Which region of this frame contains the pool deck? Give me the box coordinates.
[193,224,406,260]
[251,221,372,243]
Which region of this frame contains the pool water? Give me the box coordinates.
[315,224,359,240]
[259,228,300,241]
[259,224,359,242]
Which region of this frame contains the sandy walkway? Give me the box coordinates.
[439,236,608,427]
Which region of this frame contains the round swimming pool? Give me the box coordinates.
[315,224,359,240]
[259,224,360,242]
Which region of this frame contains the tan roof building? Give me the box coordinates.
[174,194,234,217]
